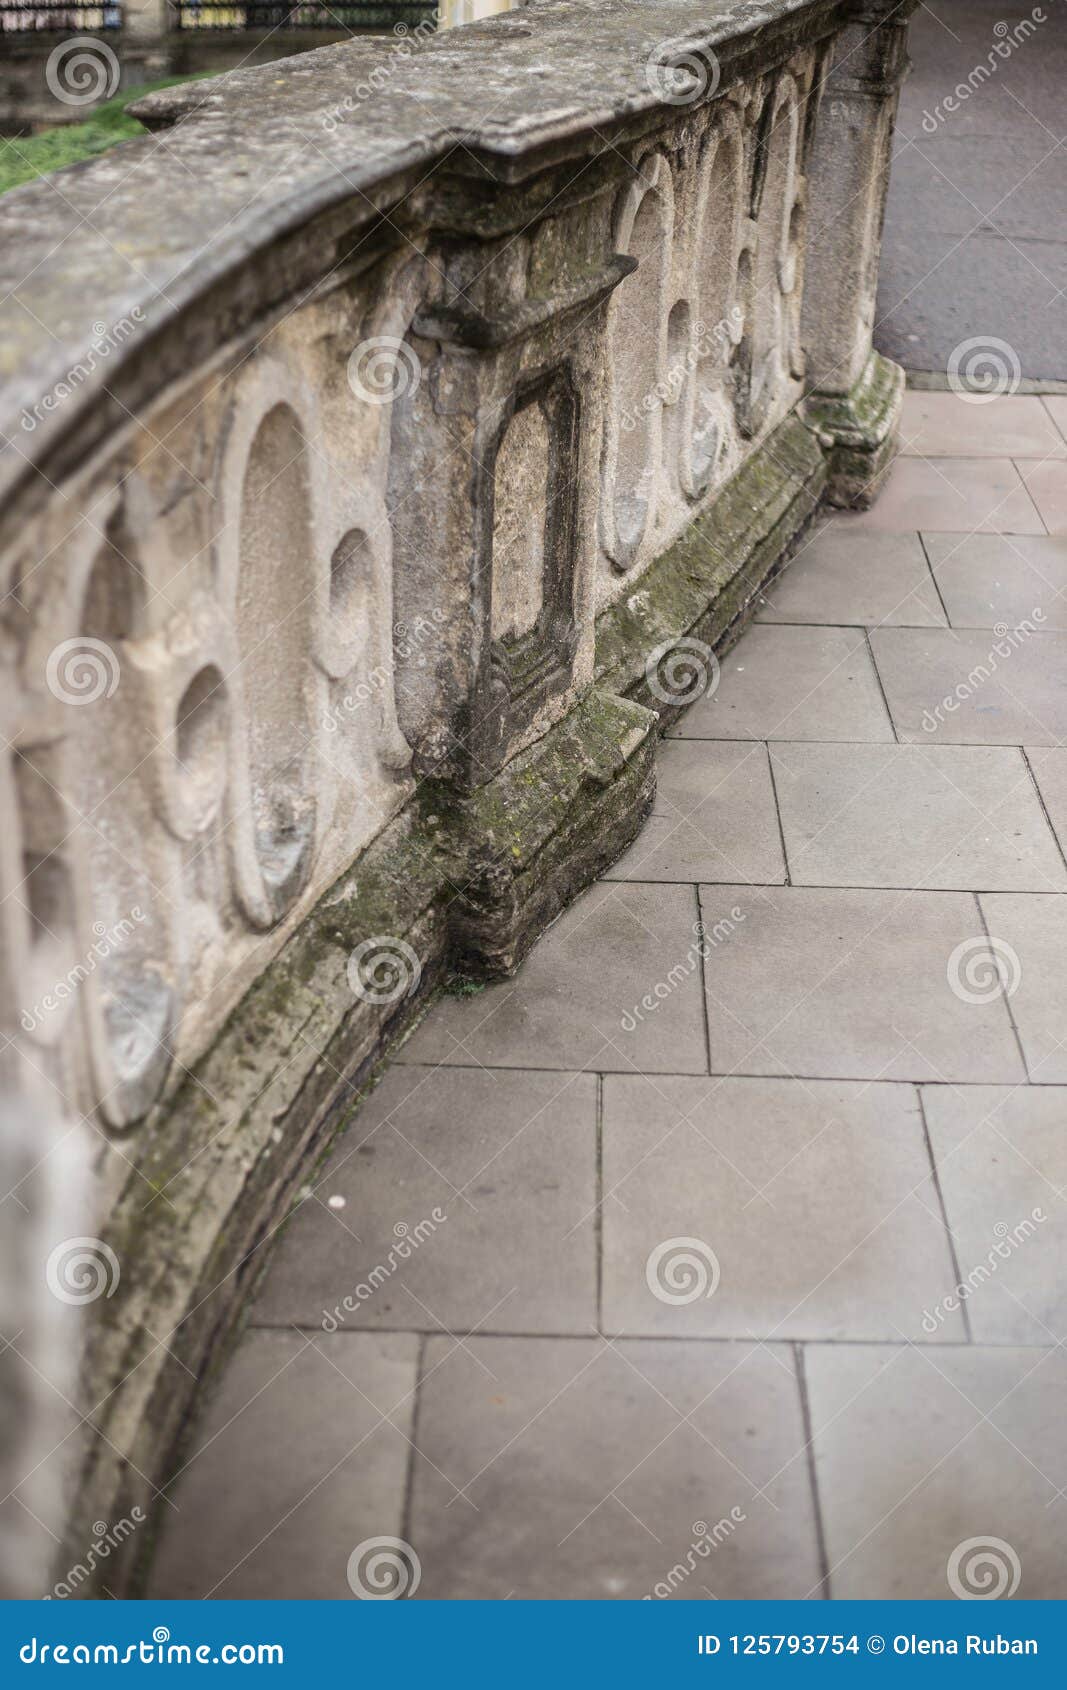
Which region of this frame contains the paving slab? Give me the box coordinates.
[831,456,1046,534]
[399,880,709,1074]
[770,742,1066,891]
[756,529,945,628]
[806,1343,1067,1599]
[603,739,785,884]
[601,1073,962,1342]
[1019,460,1067,534]
[1044,397,1067,446]
[410,1336,820,1599]
[1025,747,1067,857]
[900,392,1067,458]
[922,1084,1067,1345]
[698,884,1025,1083]
[671,624,893,743]
[979,893,1067,1082]
[924,532,1067,630]
[869,626,1067,744]
[149,1330,418,1599]
[254,1067,597,1336]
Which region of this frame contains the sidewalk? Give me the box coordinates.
[150,392,1067,1601]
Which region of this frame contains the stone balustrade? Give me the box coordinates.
[0,0,912,1593]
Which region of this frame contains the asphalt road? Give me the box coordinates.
[875,0,1067,380]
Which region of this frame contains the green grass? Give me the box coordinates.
[0,74,213,198]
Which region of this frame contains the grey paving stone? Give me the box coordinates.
[399,880,708,1074]
[603,740,785,884]
[1025,747,1067,856]
[149,1329,418,1599]
[806,1343,1067,1599]
[601,1074,962,1342]
[1044,397,1067,447]
[924,532,1067,630]
[698,884,1025,1083]
[757,529,945,629]
[671,625,893,743]
[410,1336,820,1599]
[979,893,1067,1081]
[254,1066,596,1336]
[869,626,1067,745]
[832,457,1045,534]
[1020,460,1067,534]
[900,392,1067,458]
[770,742,1066,891]
[922,1084,1067,1345]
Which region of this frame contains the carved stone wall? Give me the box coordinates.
[0,0,913,1593]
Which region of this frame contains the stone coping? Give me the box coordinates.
[0,0,842,514]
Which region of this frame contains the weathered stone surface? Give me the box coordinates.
[0,0,911,1591]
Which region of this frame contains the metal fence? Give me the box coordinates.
[0,2,122,28]
[172,1,435,26]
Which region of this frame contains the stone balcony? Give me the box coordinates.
[0,0,916,1596]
